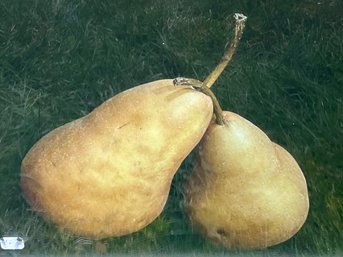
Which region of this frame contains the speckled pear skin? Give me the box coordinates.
[21,79,213,239]
[183,111,309,249]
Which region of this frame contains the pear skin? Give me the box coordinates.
[21,79,213,239]
[183,111,309,249]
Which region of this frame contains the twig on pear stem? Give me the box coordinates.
[203,13,247,89]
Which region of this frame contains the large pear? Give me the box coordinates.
[183,111,309,249]
[21,79,213,239]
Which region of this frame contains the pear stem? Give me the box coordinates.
[203,13,247,89]
[172,78,224,125]
[173,13,247,126]
[197,85,225,125]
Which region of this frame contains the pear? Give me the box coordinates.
[183,111,309,249]
[21,79,213,239]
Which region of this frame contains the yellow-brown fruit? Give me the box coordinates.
[21,79,213,239]
[183,111,309,249]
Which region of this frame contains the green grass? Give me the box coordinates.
[1,0,342,255]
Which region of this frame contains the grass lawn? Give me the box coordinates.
[0,0,342,255]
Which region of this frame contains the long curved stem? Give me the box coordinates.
[203,13,247,89]
[173,14,247,126]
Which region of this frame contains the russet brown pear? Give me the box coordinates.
[183,111,309,249]
[21,79,213,239]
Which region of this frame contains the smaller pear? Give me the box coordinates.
[183,111,309,249]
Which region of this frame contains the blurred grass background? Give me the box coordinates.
[0,0,342,255]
